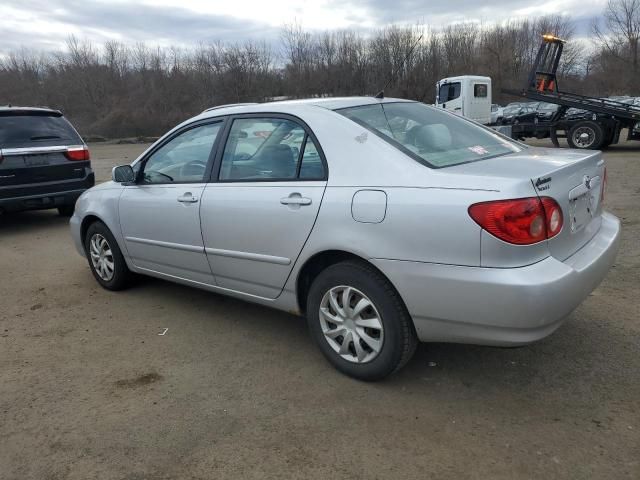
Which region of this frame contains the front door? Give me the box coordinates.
[438,81,463,115]
[200,116,327,298]
[119,120,224,284]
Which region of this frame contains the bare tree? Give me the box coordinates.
[593,0,640,90]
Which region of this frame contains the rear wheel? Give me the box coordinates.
[57,205,75,216]
[567,121,604,149]
[84,221,131,291]
[306,261,417,381]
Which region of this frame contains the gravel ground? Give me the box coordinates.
[1,138,639,479]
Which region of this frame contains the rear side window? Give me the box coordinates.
[0,114,82,148]
[219,117,325,181]
[474,84,488,98]
[338,102,523,168]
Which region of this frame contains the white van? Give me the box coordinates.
[435,76,492,124]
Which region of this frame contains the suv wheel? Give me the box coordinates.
[84,221,131,291]
[306,261,417,381]
[57,205,75,216]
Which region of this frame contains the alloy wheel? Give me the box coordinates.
[319,285,384,363]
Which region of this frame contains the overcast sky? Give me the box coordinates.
[0,0,607,54]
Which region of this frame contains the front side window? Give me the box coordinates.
[338,102,523,168]
[438,82,461,103]
[142,122,222,184]
[219,117,324,181]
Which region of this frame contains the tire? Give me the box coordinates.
[57,205,75,216]
[84,221,131,291]
[567,121,604,149]
[306,260,418,381]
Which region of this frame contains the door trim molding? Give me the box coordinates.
[125,236,204,253]
[204,247,291,265]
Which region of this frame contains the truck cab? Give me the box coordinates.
[435,76,492,125]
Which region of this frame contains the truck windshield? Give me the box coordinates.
[337,102,523,168]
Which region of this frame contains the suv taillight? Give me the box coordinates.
[468,197,563,245]
[65,146,90,161]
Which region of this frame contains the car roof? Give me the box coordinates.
[199,96,416,118]
[0,106,62,116]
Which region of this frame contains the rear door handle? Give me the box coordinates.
[280,193,312,206]
[177,192,199,203]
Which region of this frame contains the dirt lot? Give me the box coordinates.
[1,138,639,479]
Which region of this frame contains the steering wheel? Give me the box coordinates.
[179,160,207,179]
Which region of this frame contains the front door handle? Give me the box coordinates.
[280,193,312,207]
[177,192,199,203]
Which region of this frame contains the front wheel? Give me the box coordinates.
[84,221,131,291]
[567,121,604,149]
[306,261,417,381]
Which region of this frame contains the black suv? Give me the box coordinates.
[0,107,94,215]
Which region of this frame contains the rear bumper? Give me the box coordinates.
[0,172,94,212]
[372,212,621,346]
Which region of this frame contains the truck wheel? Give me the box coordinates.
[601,129,616,149]
[567,121,604,149]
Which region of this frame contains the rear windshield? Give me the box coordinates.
[337,102,523,168]
[0,113,82,148]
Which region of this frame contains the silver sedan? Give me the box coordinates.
[70,97,620,380]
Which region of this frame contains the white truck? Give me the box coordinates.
[435,75,492,124]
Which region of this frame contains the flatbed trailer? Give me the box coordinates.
[503,35,640,149]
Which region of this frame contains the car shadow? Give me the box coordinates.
[120,274,636,406]
[0,209,69,234]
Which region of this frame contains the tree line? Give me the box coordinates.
[0,0,638,138]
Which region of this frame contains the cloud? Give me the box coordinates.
[0,0,606,55]
[0,0,281,53]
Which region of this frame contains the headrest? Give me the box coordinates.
[414,124,452,151]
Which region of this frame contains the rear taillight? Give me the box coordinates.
[601,167,607,202]
[468,196,563,245]
[65,146,90,161]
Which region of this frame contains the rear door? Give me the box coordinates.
[0,112,89,192]
[200,115,327,298]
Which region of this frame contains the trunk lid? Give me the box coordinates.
[447,146,605,261]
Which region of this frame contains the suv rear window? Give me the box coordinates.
[0,113,82,148]
[337,102,523,168]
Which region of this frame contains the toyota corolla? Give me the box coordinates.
[70,97,620,380]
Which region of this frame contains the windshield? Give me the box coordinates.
[538,103,558,111]
[337,102,523,168]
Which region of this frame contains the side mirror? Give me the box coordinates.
[112,165,135,183]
